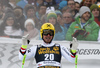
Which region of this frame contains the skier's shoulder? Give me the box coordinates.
[54,43,61,46]
[36,44,43,48]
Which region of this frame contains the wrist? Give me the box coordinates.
[70,49,77,56]
[20,47,26,53]
[21,45,27,49]
[20,48,26,55]
[71,49,76,53]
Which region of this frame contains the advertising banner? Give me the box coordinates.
[0,38,100,68]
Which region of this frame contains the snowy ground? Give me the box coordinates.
[0,41,100,68]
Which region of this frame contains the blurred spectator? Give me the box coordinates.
[75,2,81,13]
[55,0,62,5]
[97,2,100,13]
[24,4,41,30]
[62,12,74,29]
[0,2,5,25]
[96,0,100,4]
[91,0,97,4]
[58,1,67,10]
[3,7,14,21]
[66,6,99,41]
[0,13,22,38]
[0,1,9,12]
[36,4,47,22]
[67,0,75,11]
[80,0,92,8]
[47,11,66,40]
[74,0,82,3]
[55,10,67,37]
[0,0,9,8]
[16,0,21,3]
[14,6,26,31]
[44,0,56,7]
[67,0,77,17]
[7,0,17,9]
[35,0,44,8]
[46,6,55,14]
[90,4,100,27]
[23,19,39,40]
[24,4,36,19]
[17,0,28,9]
[55,10,62,24]
[40,14,47,25]
[61,6,71,13]
[97,2,100,9]
[27,0,36,6]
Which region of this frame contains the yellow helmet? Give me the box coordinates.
[40,23,55,38]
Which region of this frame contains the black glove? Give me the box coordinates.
[72,30,81,38]
[72,30,89,38]
[79,30,89,37]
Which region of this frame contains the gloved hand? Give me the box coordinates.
[79,30,89,37]
[21,34,29,49]
[72,30,80,38]
[70,37,78,53]
[72,29,89,38]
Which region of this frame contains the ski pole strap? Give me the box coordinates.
[75,55,78,68]
[21,45,27,49]
[22,55,26,68]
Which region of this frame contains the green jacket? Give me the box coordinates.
[66,13,99,41]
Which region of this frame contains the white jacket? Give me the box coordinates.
[19,42,75,67]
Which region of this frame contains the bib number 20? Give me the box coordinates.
[44,54,54,60]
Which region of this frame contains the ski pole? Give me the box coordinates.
[75,55,78,68]
[22,55,26,68]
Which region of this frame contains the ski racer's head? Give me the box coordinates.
[40,23,55,44]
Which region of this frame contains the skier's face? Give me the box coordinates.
[43,34,53,44]
[42,29,54,44]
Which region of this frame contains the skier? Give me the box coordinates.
[19,23,78,68]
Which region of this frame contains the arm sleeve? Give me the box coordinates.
[84,23,99,41]
[19,45,37,60]
[60,45,75,63]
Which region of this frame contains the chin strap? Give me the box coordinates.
[42,37,53,44]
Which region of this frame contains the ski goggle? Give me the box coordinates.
[43,29,54,36]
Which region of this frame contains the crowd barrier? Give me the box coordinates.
[0,38,100,59]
